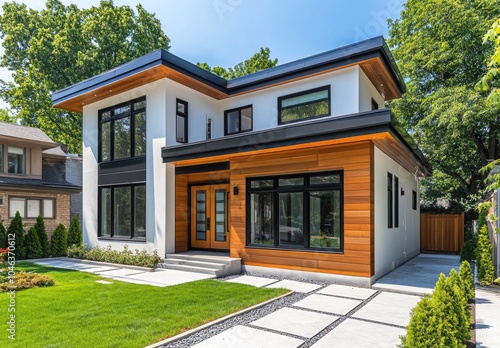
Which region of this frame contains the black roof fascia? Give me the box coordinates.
[52,37,405,106]
[0,181,81,192]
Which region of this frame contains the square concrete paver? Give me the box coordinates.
[317,284,377,300]
[97,268,145,277]
[122,268,214,287]
[226,275,278,288]
[311,318,405,348]
[352,292,420,327]
[293,294,361,315]
[191,325,304,348]
[250,307,338,338]
[266,279,322,293]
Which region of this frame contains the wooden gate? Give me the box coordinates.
[420,213,465,253]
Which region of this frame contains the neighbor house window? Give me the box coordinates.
[8,146,24,174]
[388,172,399,228]
[99,97,146,162]
[9,197,55,218]
[176,99,188,143]
[278,85,330,124]
[225,105,252,135]
[247,171,343,252]
[98,184,146,239]
[0,144,3,172]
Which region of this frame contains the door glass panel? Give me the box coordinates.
[196,190,206,240]
[279,192,304,247]
[214,189,226,242]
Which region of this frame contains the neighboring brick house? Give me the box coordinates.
[0,122,81,236]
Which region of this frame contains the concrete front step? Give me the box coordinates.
[160,253,241,277]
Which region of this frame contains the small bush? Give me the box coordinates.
[50,224,68,257]
[8,212,25,259]
[67,214,82,247]
[446,269,471,343]
[400,295,440,347]
[0,270,54,292]
[25,227,43,259]
[34,216,50,258]
[68,244,161,268]
[0,220,6,249]
[477,224,495,285]
[459,261,475,300]
[460,226,476,263]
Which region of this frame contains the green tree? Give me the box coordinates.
[0,0,170,153]
[477,18,500,105]
[459,261,475,301]
[197,47,278,79]
[34,216,50,258]
[7,212,25,259]
[477,224,496,285]
[67,214,82,247]
[0,220,6,249]
[388,0,500,212]
[0,109,16,123]
[25,227,43,259]
[50,224,68,257]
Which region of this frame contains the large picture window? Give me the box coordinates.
[9,197,55,219]
[99,97,146,162]
[278,85,330,124]
[98,184,146,240]
[224,105,252,135]
[247,171,343,252]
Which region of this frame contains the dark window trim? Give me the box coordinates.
[8,196,56,219]
[394,176,399,228]
[98,96,146,163]
[97,183,146,241]
[412,190,417,210]
[246,170,343,253]
[176,98,188,143]
[278,85,331,125]
[387,173,393,228]
[224,104,253,136]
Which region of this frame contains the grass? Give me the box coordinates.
[1,263,288,347]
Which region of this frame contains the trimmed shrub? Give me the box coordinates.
[25,227,43,259]
[67,244,88,259]
[0,270,54,292]
[34,216,50,258]
[446,269,471,343]
[475,207,488,272]
[68,244,161,268]
[400,295,440,347]
[67,214,82,247]
[0,220,6,249]
[50,224,68,257]
[7,212,25,259]
[460,226,476,263]
[477,224,495,285]
[459,261,475,300]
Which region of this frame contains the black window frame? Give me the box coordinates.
[176,98,188,143]
[394,176,399,228]
[387,173,393,228]
[412,190,417,210]
[224,105,253,135]
[98,96,146,163]
[98,183,146,241]
[246,171,343,253]
[278,85,331,125]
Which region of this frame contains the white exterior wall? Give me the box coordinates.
[373,146,420,280]
[82,80,168,256]
[359,67,385,112]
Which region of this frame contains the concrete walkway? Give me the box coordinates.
[475,286,500,348]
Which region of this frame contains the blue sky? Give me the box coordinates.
[0,0,405,88]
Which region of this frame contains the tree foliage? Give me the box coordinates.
[50,223,67,257]
[477,18,500,105]
[388,0,500,210]
[197,47,278,79]
[7,212,25,259]
[34,216,50,258]
[459,261,475,300]
[0,0,170,153]
[25,227,43,259]
[67,214,82,247]
[0,220,6,249]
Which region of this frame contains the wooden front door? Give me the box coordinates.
[190,184,230,250]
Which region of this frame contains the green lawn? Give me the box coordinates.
[1,263,288,348]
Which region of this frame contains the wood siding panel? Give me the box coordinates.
[175,175,188,252]
[31,147,43,177]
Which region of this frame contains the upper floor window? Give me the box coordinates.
[278,85,330,124]
[99,97,146,162]
[8,146,24,174]
[0,145,3,172]
[225,105,252,135]
[176,99,188,143]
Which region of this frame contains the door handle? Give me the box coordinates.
[206,217,210,230]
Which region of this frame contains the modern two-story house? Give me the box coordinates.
[0,122,81,234]
[52,36,429,285]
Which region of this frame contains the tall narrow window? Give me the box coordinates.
[387,173,393,228]
[412,190,417,210]
[176,99,188,143]
[278,86,330,124]
[0,144,3,172]
[8,146,24,174]
[224,105,252,135]
[394,176,399,228]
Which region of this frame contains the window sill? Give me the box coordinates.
[97,237,147,243]
[245,244,343,254]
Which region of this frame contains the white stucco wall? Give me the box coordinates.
[359,67,385,112]
[82,80,167,256]
[373,146,420,280]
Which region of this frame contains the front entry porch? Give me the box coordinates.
[161,251,241,277]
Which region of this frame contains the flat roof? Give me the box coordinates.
[52,36,406,113]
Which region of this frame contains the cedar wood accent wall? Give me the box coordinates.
[174,142,374,278]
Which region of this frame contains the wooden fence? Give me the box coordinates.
[420,213,465,253]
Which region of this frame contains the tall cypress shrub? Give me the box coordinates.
[0,220,7,249]
[477,224,496,285]
[447,269,471,343]
[400,295,440,347]
[34,216,50,258]
[67,214,82,247]
[7,212,25,259]
[50,224,68,257]
[25,227,43,259]
[459,261,475,300]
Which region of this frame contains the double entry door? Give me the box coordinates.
[190,184,229,250]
